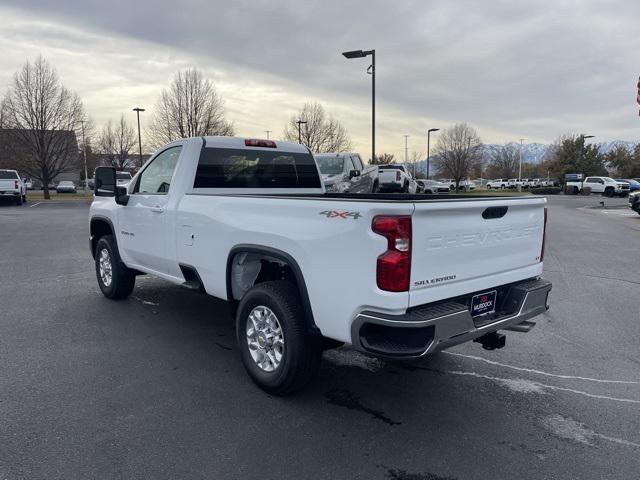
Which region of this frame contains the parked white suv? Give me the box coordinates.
[89,136,551,394]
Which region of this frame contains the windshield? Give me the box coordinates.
[59,181,73,186]
[315,157,344,175]
[0,171,19,179]
[116,172,132,180]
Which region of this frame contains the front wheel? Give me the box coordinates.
[95,235,135,299]
[236,281,322,395]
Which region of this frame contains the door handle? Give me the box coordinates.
[151,206,164,213]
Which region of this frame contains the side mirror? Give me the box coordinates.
[94,167,116,197]
[349,169,361,179]
[115,186,129,206]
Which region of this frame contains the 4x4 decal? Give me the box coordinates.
[319,210,362,220]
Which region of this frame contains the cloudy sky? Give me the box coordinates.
[1,0,639,159]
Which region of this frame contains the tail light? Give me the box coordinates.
[14,180,19,189]
[372,215,412,292]
[396,171,401,181]
[245,139,276,148]
[540,207,548,262]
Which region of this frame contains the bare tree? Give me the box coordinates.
[486,143,519,178]
[99,115,137,169]
[149,68,234,147]
[433,123,483,190]
[1,56,84,198]
[283,102,351,153]
[371,153,396,165]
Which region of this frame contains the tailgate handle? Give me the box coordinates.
[482,206,508,219]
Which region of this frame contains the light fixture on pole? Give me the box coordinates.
[132,107,145,168]
[426,128,439,180]
[296,120,307,144]
[342,48,375,162]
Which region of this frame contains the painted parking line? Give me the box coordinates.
[29,202,42,208]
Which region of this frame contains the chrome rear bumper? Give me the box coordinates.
[351,278,552,359]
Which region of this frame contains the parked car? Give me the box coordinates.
[315,153,377,193]
[377,164,417,193]
[416,179,449,194]
[0,169,27,205]
[616,179,640,192]
[628,191,640,215]
[615,180,630,197]
[56,181,77,193]
[566,176,624,197]
[441,179,476,192]
[486,179,511,189]
[22,178,34,190]
[89,136,552,395]
[116,171,133,188]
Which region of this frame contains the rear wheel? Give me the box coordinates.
[95,235,135,299]
[236,281,322,395]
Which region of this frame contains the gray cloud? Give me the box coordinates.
[1,0,639,158]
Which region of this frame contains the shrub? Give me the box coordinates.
[532,187,563,195]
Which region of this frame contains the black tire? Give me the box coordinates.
[94,235,135,299]
[604,187,614,198]
[402,183,409,193]
[15,195,22,206]
[236,281,321,395]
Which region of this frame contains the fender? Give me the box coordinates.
[89,215,116,258]
[226,244,318,332]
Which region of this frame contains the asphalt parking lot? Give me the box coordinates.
[1,195,639,480]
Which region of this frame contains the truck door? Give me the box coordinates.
[118,145,183,274]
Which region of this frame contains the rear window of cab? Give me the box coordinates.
[194,147,321,189]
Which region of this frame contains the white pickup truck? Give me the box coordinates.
[377,164,417,193]
[89,136,552,394]
[0,169,27,205]
[566,176,625,197]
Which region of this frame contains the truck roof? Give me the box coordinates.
[202,136,311,154]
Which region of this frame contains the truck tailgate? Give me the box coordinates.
[409,197,546,307]
[0,180,18,191]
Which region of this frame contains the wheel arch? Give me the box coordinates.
[90,216,116,258]
[226,244,318,332]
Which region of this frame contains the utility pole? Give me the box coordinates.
[132,107,145,168]
[264,130,272,140]
[296,120,307,144]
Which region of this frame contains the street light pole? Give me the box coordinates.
[264,130,272,140]
[296,120,307,144]
[78,119,88,193]
[342,48,375,162]
[580,134,595,189]
[426,128,439,180]
[518,138,525,192]
[132,107,145,168]
[403,134,410,173]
